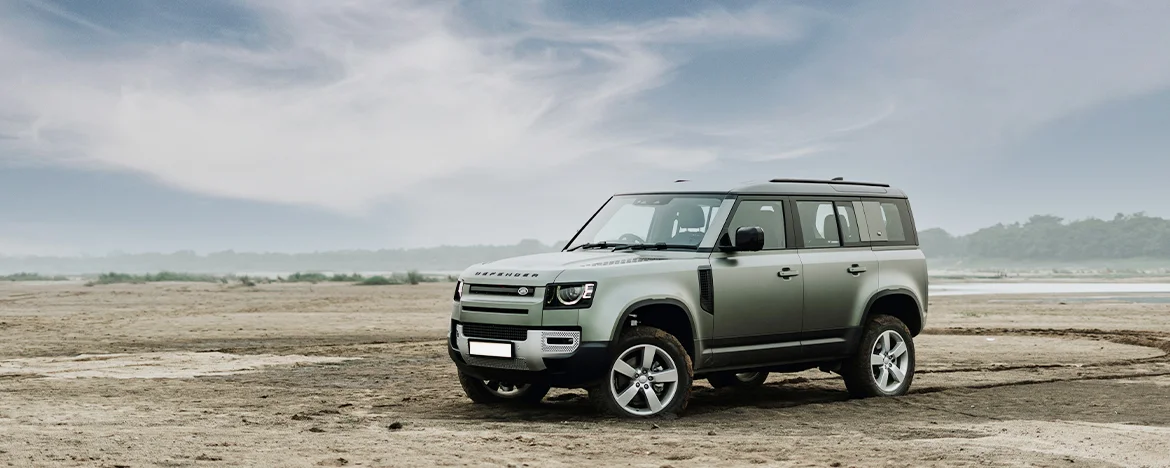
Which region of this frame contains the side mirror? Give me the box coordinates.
[721,226,765,252]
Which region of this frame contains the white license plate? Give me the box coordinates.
[468,341,514,358]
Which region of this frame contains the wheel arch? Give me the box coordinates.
[610,298,698,362]
[860,288,924,336]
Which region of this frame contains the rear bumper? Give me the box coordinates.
[448,320,610,388]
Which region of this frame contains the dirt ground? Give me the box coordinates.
[2,282,1169,467]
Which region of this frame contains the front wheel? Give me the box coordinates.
[589,326,693,418]
[840,315,915,398]
[457,371,550,405]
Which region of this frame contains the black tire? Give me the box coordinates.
[588,326,693,418]
[840,315,916,398]
[707,371,769,389]
[457,371,550,405]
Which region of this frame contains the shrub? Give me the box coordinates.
[405,270,424,285]
[329,273,365,282]
[90,272,223,285]
[358,275,403,286]
[0,272,69,281]
[284,272,330,283]
[283,272,371,283]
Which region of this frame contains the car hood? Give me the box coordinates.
[460,251,655,285]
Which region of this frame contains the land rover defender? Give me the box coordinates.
[448,178,928,418]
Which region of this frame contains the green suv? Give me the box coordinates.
[448,178,927,418]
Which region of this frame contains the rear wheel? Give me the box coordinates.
[840,315,915,398]
[707,371,769,388]
[589,326,693,418]
[458,371,550,405]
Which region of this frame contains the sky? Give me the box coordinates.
[1,0,1169,256]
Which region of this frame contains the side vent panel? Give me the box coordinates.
[697,266,714,314]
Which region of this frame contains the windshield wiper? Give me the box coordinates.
[567,241,626,251]
[613,243,695,251]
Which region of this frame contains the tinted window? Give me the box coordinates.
[862,200,910,243]
[835,202,863,246]
[727,200,786,249]
[797,201,839,248]
[880,202,908,242]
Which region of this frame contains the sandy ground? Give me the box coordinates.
[1,282,1169,467]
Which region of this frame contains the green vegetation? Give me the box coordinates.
[0,272,69,281]
[16,212,1170,276]
[283,272,331,283]
[356,271,441,286]
[921,213,1170,260]
[357,275,399,286]
[0,239,561,275]
[90,271,225,285]
[405,270,425,285]
[77,270,450,286]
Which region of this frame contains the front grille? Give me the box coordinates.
[461,306,528,315]
[465,355,531,370]
[461,323,528,341]
[467,284,537,297]
[698,267,714,313]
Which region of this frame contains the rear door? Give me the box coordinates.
[793,198,879,357]
[862,197,929,314]
[708,196,804,367]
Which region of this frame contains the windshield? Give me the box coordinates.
[567,194,725,250]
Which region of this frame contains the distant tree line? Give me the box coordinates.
[0,239,563,275]
[919,213,1170,260]
[6,213,1170,276]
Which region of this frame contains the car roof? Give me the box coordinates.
[615,178,908,198]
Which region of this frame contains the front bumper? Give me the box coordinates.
[449,321,609,388]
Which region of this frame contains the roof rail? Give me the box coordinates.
[768,178,890,188]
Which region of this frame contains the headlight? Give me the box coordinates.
[545,282,596,309]
[453,279,464,302]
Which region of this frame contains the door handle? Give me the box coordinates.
[847,264,867,274]
[778,267,800,279]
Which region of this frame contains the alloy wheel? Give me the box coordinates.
[608,344,680,416]
[869,330,910,392]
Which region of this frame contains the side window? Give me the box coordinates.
[834,202,863,246]
[862,200,909,243]
[727,200,786,249]
[880,202,908,242]
[797,201,839,248]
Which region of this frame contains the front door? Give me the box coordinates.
[709,198,804,367]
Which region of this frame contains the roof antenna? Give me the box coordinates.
[831,177,844,181]
[674,179,689,183]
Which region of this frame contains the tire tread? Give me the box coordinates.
[840,315,915,398]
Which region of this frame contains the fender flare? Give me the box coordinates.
[608,298,699,345]
[859,287,925,335]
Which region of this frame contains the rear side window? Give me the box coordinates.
[834,202,863,246]
[797,201,839,248]
[862,199,913,244]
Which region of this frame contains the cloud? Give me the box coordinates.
[3,1,1170,249]
[749,1,1170,161]
[20,0,117,36]
[0,0,798,217]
